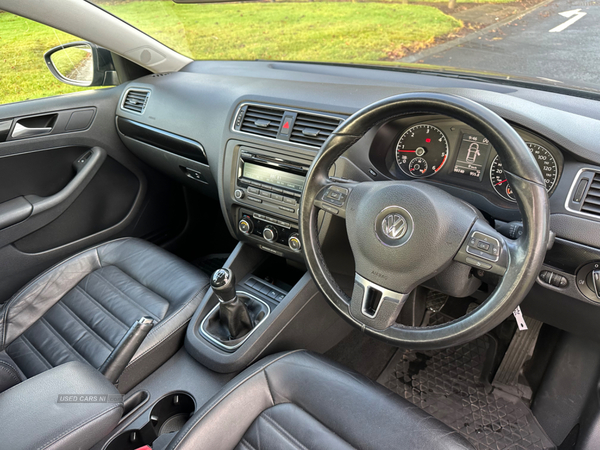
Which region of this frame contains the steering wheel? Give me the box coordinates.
[299,92,549,349]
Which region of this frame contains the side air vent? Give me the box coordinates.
[581,173,600,216]
[240,105,283,139]
[289,113,342,147]
[121,89,150,114]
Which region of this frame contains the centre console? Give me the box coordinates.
[221,141,316,259]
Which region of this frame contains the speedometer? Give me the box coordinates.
[490,143,558,202]
[396,124,449,178]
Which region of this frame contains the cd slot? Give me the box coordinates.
[240,153,308,176]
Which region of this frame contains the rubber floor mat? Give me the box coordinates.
[377,316,555,450]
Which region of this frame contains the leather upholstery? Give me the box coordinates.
[0,361,123,450]
[167,351,473,450]
[0,238,209,392]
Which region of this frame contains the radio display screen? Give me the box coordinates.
[243,162,305,191]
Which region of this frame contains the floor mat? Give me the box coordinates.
[193,253,229,276]
[377,315,555,450]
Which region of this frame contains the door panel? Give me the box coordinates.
[0,87,189,302]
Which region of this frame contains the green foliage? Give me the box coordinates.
[1,1,462,104]
[0,14,91,105]
[103,1,461,61]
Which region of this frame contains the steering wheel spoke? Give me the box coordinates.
[454,218,510,276]
[349,273,410,331]
[313,178,357,219]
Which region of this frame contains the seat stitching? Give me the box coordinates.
[39,318,90,365]
[93,271,163,321]
[0,361,20,383]
[0,357,21,377]
[17,335,53,370]
[169,350,305,450]
[0,237,117,349]
[57,302,114,352]
[240,439,256,450]
[262,370,275,406]
[38,403,123,450]
[259,414,309,450]
[74,286,130,331]
[271,399,359,450]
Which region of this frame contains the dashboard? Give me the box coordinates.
[112,60,600,342]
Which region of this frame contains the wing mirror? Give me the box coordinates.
[44,41,119,87]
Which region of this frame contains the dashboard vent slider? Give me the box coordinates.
[122,89,150,114]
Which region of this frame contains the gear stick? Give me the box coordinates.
[210,268,252,339]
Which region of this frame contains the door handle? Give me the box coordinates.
[0,147,106,249]
[11,123,53,139]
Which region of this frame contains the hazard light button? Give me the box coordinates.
[279,114,295,136]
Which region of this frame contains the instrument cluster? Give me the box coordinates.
[375,116,562,205]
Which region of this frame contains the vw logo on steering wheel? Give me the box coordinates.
[375,206,414,247]
[382,213,407,240]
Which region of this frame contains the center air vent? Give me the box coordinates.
[240,105,283,139]
[581,173,600,216]
[289,113,342,147]
[233,103,346,148]
[122,89,150,114]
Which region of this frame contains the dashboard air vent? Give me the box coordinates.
[122,89,150,114]
[581,173,600,216]
[240,105,283,139]
[290,113,342,147]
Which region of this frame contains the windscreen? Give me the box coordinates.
[87,0,599,94]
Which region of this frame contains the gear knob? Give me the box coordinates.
[211,268,237,303]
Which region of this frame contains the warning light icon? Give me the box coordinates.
[283,121,290,129]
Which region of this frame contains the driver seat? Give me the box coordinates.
[165,350,473,450]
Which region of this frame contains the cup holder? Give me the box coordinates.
[106,392,195,450]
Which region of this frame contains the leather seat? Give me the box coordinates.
[0,238,209,393]
[165,350,473,450]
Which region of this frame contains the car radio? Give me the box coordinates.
[234,150,309,219]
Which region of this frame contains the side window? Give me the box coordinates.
[0,12,94,105]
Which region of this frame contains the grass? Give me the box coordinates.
[1,1,462,104]
[102,1,462,62]
[0,14,91,105]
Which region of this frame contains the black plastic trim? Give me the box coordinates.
[117,117,208,165]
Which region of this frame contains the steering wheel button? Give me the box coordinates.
[477,241,490,251]
[321,204,339,215]
[326,198,344,207]
[466,246,496,261]
[465,257,492,270]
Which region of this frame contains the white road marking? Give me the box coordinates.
[549,8,587,32]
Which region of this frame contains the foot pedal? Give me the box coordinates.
[420,290,449,326]
[492,315,543,401]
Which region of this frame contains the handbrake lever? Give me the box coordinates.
[99,317,154,384]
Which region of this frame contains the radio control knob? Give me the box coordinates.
[288,233,302,252]
[263,225,278,242]
[234,189,244,200]
[239,218,253,234]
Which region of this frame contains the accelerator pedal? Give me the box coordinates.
[492,315,543,401]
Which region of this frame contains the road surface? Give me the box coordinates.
[414,0,600,87]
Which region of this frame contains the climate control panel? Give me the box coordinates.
[238,210,301,252]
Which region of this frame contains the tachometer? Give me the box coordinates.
[396,124,449,178]
[490,143,558,202]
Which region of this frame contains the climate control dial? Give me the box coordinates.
[288,233,302,252]
[238,218,253,234]
[263,225,278,242]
